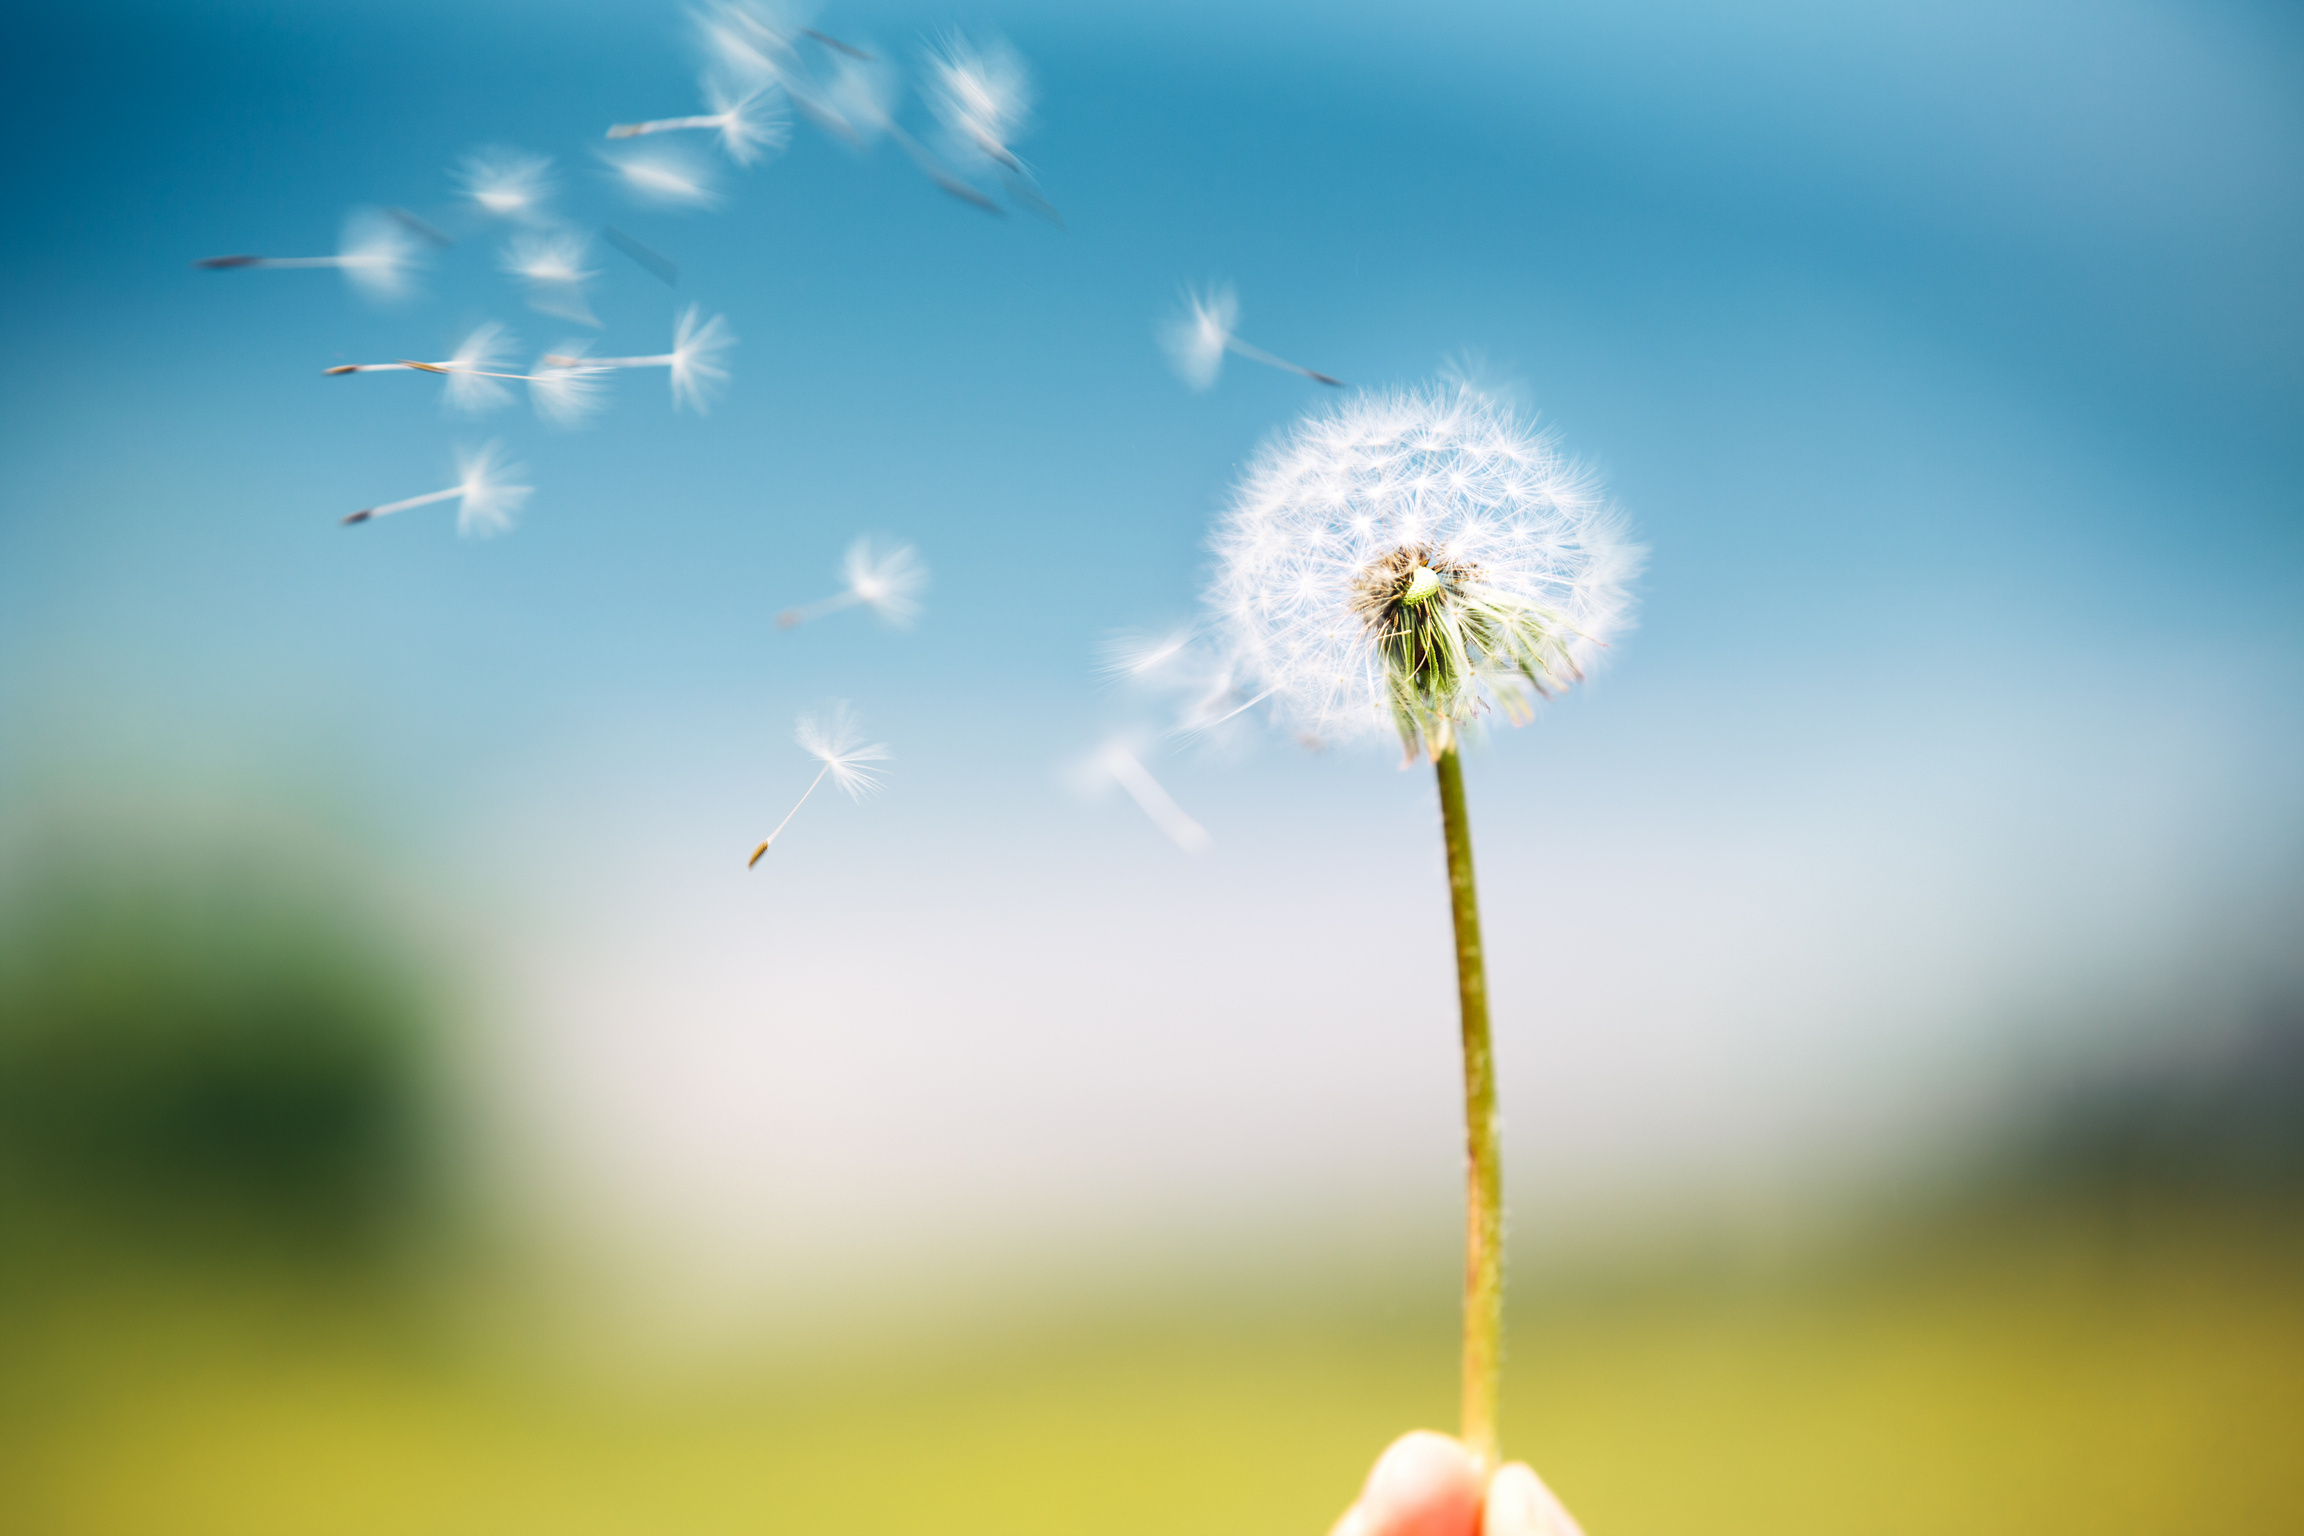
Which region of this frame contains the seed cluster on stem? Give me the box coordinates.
[1200,381,1643,1471]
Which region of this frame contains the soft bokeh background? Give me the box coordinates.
[2,1,2299,1532]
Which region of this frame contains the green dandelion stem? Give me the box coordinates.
[1436,743,1503,1471]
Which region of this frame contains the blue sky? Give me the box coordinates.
[3,0,2300,1284]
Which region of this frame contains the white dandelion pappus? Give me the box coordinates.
[319,322,521,414]
[340,440,530,537]
[924,31,1030,172]
[502,231,601,326]
[748,702,891,866]
[920,31,1064,222]
[547,306,733,413]
[601,147,722,208]
[694,0,806,91]
[455,147,556,222]
[1201,379,1642,753]
[808,50,898,146]
[607,76,789,167]
[776,537,928,630]
[528,341,611,427]
[196,209,423,301]
[1161,284,1342,390]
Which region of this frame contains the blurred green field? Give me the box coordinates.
[3,1192,2298,1536]
[4,833,2298,1534]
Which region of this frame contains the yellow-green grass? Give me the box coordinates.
[3,1196,2298,1535]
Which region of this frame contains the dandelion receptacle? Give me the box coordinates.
[1201,379,1641,1470]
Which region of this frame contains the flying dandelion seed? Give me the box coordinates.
[340,441,531,537]
[919,31,1062,221]
[502,231,601,325]
[602,225,679,285]
[602,148,722,208]
[1195,376,1642,1471]
[607,77,789,167]
[320,322,522,413]
[387,207,454,247]
[694,0,806,92]
[748,703,890,867]
[455,148,557,222]
[525,341,611,427]
[1097,743,1211,852]
[925,31,1030,173]
[775,537,927,630]
[196,209,423,301]
[1162,284,1341,390]
[544,306,732,413]
[804,49,898,147]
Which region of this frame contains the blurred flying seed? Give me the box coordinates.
[1161,284,1341,391]
[387,207,454,246]
[748,704,890,867]
[342,441,530,537]
[602,226,678,285]
[546,306,731,413]
[777,538,928,630]
[321,323,523,414]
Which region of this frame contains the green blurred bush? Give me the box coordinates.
[0,832,439,1253]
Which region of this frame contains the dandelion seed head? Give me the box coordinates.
[795,702,891,799]
[925,32,1031,169]
[1203,379,1644,753]
[841,537,927,627]
[669,306,735,413]
[452,440,531,538]
[1160,285,1238,391]
[456,147,556,222]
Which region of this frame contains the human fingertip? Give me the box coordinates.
[1483,1462,1586,1536]
[1356,1431,1484,1536]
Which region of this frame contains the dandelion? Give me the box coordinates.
[748,703,889,866]
[320,322,522,414]
[528,342,611,427]
[455,147,556,222]
[195,209,421,301]
[776,537,927,630]
[1196,377,1642,1471]
[340,441,531,537]
[1162,284,1341,390]
[502,231,601,325]
[1095,742,1211,852]
[545,306,732,413]
[602,148,722,208]
[608,78,788,167]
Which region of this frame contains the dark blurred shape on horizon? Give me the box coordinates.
[0,827,442,1260]
[1990,997,2304,1201]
